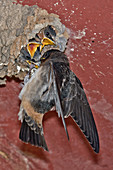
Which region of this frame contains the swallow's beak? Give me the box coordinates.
[27,42,42,58]
[40,37,56,51]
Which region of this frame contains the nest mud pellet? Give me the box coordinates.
[0,0,69,85]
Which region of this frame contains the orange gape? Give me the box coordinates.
[27,42,41,58]
[40,37,56,51]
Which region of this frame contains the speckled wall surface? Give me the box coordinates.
[0,0,113,169]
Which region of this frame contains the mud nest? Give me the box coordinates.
[0,0,69,85]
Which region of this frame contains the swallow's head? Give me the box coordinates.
[38,25,68,52]
[36,25,57,52]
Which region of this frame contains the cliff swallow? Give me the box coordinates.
[18,26,99,153]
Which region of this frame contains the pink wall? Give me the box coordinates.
[0,0,113,169]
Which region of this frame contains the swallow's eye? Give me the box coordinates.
[45,31,50,37]
[44,31,54,42]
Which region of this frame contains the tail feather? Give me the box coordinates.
[19,119,48,151]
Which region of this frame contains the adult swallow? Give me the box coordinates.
[18,26,99,153]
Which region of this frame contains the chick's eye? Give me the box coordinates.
[46,32,50,36]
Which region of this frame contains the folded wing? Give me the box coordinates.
[50,61,99,153]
